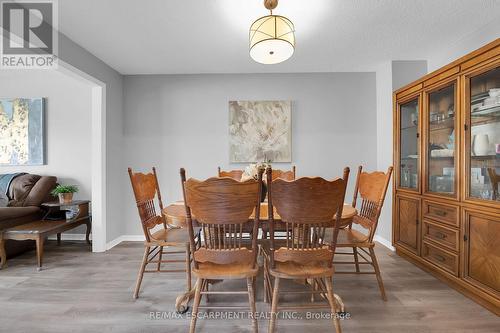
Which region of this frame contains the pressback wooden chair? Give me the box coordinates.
[263,167,350,333]
[272,166,296,181]
[487,168,499,200]
[217,167,243,180]
[128,167,194,300]
[333,166,393,301]
[181,168,263,333]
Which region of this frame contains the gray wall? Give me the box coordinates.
[375,60,427,246]
[123,72,377,235]
[392,61,428,91]
[0,70,92,214]
[59,33,125,243]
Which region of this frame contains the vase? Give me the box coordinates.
[261,183,267,202]
[474,134,490,156]
[58,193,74,204]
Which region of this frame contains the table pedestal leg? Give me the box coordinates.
[334,293,345,313]
[174,279,222,313]
[302,278,345,313]
[175,288,195,314]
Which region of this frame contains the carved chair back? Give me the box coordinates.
[487,168,499,200]
[217,167,244,181]
[128,167,166,242]
[272,166,296,181]
[351,166,393,242]
[181,169,263,269]
[266,167,350,268]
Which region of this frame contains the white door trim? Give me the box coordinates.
[57,60,107,252]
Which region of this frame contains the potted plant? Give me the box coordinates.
[51,184,78,204]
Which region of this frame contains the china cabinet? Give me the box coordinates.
[393,39,500,315]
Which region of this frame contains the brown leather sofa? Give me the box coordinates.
[0,174,57,257]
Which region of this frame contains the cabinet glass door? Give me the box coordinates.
[427,83,456,196]
[468,66,500,202]
[399,98,419,190]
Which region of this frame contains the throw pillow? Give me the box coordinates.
[0,191,8,207]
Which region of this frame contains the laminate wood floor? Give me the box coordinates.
[0,241,498,333]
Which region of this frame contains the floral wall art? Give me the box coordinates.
[0,98,45,165]
[229,100,291,163]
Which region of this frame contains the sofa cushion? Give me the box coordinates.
[8,174,41,207]
[0,191,7,207]
[7,174,56,207]
[24,176,57,207]
[0,206,41,223]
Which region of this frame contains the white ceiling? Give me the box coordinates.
[58,0,500,75]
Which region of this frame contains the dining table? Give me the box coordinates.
[162,201,357,313]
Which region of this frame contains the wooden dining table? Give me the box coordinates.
[162,201,357,313]
[163,201,357,228]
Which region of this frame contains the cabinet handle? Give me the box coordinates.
[434,210,447,217]
[434,232,447,239]
[434,254,446,262]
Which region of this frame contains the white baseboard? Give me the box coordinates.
[47,234,90,241]
[374,235,395,251]
[106,235,144,250]
[103,234,396,252]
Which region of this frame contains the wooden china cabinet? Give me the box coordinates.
[393,39,500,314]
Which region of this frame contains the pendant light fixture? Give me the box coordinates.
[249,0,295,65]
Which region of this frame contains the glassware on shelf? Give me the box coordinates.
[468,66,500,202]
[399,98,419,190]
[427,83,456,195]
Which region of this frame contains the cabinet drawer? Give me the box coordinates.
[423,220,459,252]
[422,241,459,276]
[423,201,459,227]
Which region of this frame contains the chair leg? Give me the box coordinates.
[310,279,316,302]
[133,246,150,299]
[353,247,360,273]
[263,259,268,303]
[247,277,258,333]
[325,277,342,333]
[186,243,192,292]
[268,277,280,333]
[369,247,387,301]
[190,278,203,333]
[203,279,210,303]
[157,246,163,271]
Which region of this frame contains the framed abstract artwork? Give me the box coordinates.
[0,98,45,166]
[229,100,291,163]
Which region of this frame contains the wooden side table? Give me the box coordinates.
[0,200,91,270]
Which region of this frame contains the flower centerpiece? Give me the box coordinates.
[241,161,270,202]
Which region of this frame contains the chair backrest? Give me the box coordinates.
[128,167,166,242]
[351,166,393,242]
[266,167,350,268]
[217,167,243,181]
[181,168,263,269]
[487,168,499,200]
[271,166,296,181]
